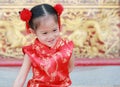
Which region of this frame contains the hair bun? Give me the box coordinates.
[54,4,64,16]
[19,8,32,34]
[19,8,32,22]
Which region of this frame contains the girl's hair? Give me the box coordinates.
[29,4,58,30]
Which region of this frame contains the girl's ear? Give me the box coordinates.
[29,28,35,34]
[59,25,63,31]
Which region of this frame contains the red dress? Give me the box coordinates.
[22,38,74,87]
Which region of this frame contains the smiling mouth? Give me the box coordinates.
[48,39,55,43]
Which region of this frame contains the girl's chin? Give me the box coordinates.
[47,44,55,48]
[47,40,58,48]
[47,41,57,48]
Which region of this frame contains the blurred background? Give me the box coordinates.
[0,0,120,59]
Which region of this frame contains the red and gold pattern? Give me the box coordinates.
[22,38,74,87]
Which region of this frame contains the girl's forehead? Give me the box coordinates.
[42,16,56,25]
[37,15,58,30]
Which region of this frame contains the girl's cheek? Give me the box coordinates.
[55,32,60,36]
[38,35,45,40]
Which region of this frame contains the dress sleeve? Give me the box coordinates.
[59,41,74,58]
[22,45,33,55]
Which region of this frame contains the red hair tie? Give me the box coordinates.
[19,8,32,34]
[54,4,64,30]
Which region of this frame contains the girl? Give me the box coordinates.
[13,3,74,87]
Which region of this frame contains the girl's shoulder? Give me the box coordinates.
[58,38,74,49]
[61,38,74,46]
[22,44,33,54]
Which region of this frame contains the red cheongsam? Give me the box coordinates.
[22,38,74,87]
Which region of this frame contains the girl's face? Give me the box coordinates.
[34,15,60,48]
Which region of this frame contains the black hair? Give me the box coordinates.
[29,4,58,30]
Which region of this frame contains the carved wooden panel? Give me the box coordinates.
[0,0,120,59]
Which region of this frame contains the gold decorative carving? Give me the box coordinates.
[0,1,119,59]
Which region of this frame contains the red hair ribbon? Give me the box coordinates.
[54,4,64,30]
[19,8,32,34]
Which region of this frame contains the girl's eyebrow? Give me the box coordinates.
[53,25,59,28]
[39,30,48,32]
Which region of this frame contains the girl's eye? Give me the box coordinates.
[42,32,48,34]
[53,29,57,32]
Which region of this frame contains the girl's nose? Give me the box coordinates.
[48,34,54,39]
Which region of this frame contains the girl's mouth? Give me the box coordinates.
[48,39,55,43]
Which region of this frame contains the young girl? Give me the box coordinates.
[13,3,74,87]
